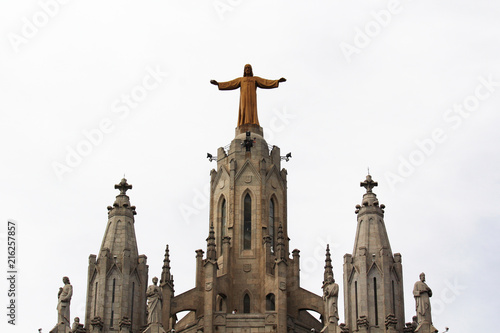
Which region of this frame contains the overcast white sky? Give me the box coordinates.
[1,1,499,332]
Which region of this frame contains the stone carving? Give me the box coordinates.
[357,315,369,328]
[413,273,432,325]
[71,317,80,333]
[119,316,132,330]
[385,313,397,329]
[339,323,349,333]
[57,276,73,327]
[413,273,438,332]
[146,277,162,324]
[211,64,286,127]
[90,316,103,331]
[322,275,339,325]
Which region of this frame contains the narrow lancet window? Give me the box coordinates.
[374,277,378,326]
[243,194,252,249]
[111,278,116,326]
[355,281,359,320]
[94,282,98,317]
[392,280,396,314]
[244,293,251,313]
[269,199,275,252]
[221,198,227,253]
[130,282,135,328]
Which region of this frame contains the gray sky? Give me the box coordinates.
[1,1,499,332]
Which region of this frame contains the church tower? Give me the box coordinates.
[343,175,405,333]
[160,66,324,333]
[85,179,149,333]
[162,123,324,333]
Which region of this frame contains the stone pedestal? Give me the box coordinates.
[49,322,71,333]
[415,321,438,333]
[142,323,167,333]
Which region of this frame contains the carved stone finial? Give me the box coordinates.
[323,244,334,284]
[360,174,378,193]
[115,178,132,195]
[161,244,174,288]
[206,223,217,261]
[275,224,286,260]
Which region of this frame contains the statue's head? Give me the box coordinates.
[74,317,80,323]
[325,274,334,284]
[63,276,70,284]
[243,64,253,77]
[419,272,425,282]
[152,277,159,285]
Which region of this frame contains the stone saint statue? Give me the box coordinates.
[146,277,162,324]
[211,64,286,127]
[322,275,339,325]
[413,273,433,327]
[57,276,73,327]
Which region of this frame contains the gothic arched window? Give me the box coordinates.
[243,194,252,250]
[269,199,275,252]
[243,293,251,313]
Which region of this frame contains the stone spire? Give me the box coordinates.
[343,175,405,333]
[85,178,148,333]
[324,244,334,283]
[206,222,217,261]
[161,245,174,289]
[352,174,390,257]
[101,178,139,259]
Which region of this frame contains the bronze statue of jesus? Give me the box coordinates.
[211,64,286,127]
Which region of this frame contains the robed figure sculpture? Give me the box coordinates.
[413,273,438,332]
[211,64,286,127]
[146,277,162,325]
[322,275,340,325]
[57,276,73,327]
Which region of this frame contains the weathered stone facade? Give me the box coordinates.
[65,81,440,333]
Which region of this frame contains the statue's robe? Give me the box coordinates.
[57,284,73,326]
[217,76,281,126]
[413,280,432,323]
[323,282,340,323]
[146,285,162,324]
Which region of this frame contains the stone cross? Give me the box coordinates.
[360,175,378,193]
[115,178,132,195]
